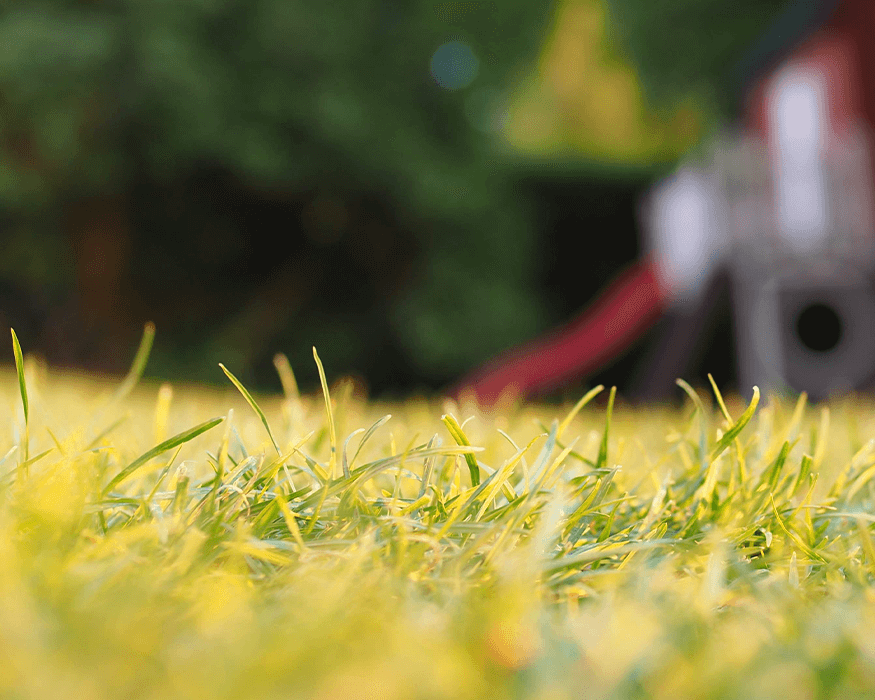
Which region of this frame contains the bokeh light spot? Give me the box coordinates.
[430,41,479,91]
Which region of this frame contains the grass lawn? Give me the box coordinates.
[3,326,875,699]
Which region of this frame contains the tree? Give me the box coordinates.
[0,1,558,388]
[601,0,835,120]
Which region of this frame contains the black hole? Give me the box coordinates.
[796,302,843,352]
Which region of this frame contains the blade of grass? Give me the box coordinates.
[791,454,813,499]
[710,386,760,462]
[342,428,365,479]
[708,373,747,485]
[474,435,542,521]
[11,328,29,465]
[442,413,481,486]
[300,445,482,509]
[558,385,604,438]
[277,491,307,553]
[102,416,224,496]
[769,494,825,563]
[760,440,793,493]
[312,348,338,480]
[273,352,300,401]
[86,415,130,451]
[676,379,707,470]
[350,414,392,470]
[527,422,557,490]
[785,390,808,443]
[111,322,156,404]
[137,447,184,512]
[596,387,617,470]
[217,408,234,481]
[534,434,580,495]
[10,328,27,424]
[812,406,830,470]
[219,363,280,456]
[707,374,731,426]
[20,448,53,471]
[0,446,18,469]
[857,517,875,576]
[418,434,440,499]
[154,383,173,444]
[544,539,676,573]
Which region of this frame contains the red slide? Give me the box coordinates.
[450,256,669,404]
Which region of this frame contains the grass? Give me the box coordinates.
[4,328,875,699]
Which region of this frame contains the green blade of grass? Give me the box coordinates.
[710,386,760,462]
[276,491,307,553]
[441,413,480,486]
[760,439,793,493]
[145,447,184,503]
[20,448,53,471]
[272,352,300,402]
[528,421,558,490]
[10,328,28,424]
[111,322,156,404]
[707,373,748,488]
[785,390,808,443]
[857,517,875,576]
[0,446,18,469]
[342,428,365,479]
[11,328,29,466]
[350,414,392,470]
[596,387,617,470]
[559,385,604,438]
[846,461,875,503]
[474,436,538,518]
[340,414,394,480]
[312,348,338,480]
[219,363,281,456]
[707,373,732,425]
[791,454,813,499]
[86,415,130,451]
[676,379,708,469]
[812,406,829,470]
[45,427,64,457]
[102,416,224,495]
[769,494,825,564]
[418,434,441,500]
[543,539,677,573]
[304,445,483,510]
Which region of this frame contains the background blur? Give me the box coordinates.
[0,0,790,398]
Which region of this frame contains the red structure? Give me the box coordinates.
[454,0,875,404]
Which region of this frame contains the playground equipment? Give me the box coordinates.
[455,0,875,403]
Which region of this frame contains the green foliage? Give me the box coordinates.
[602,0,795,117]
[0,1,559,382]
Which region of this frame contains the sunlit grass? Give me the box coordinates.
[4,327,875,698]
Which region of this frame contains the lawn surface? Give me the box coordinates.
[3,330,875,699]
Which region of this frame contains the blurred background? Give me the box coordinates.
[0,0,796,399]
